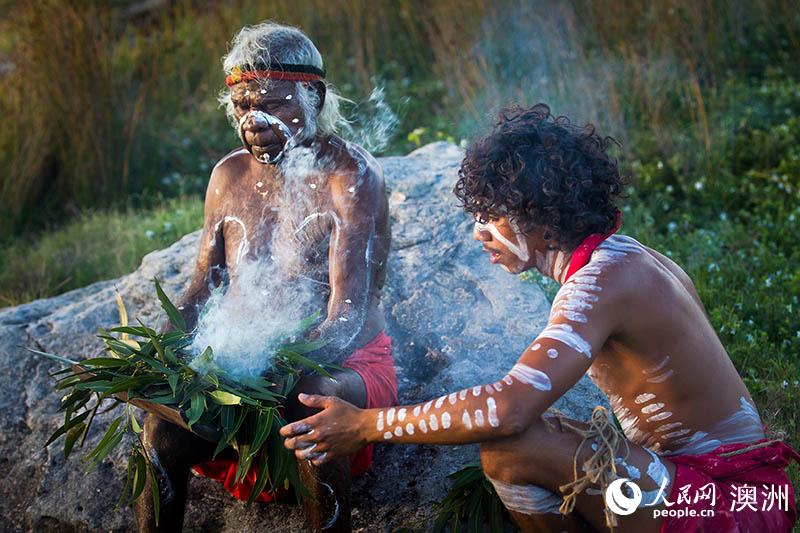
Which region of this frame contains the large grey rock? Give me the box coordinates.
[0,142,607,532]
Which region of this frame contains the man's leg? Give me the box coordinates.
[479,415,676,533]
[135,414,216,533]
[285,369,367,533]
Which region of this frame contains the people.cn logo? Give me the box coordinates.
[605,478,643,515]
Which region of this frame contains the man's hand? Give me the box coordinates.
[280,393,368,466]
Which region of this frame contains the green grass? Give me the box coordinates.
[0,197,202,307]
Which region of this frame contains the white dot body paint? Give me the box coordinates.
[309,182,317,189]
[635,393,656,404]
[435,396,445,409]
[538,323,592,358]
[641,402,665,414]
[398,408,407,422]
[441,412,451,429]
[292,118,300,124]
[338,317,348,322]
[429,414,439,431]
[503,375,514,385]
[383,431,392,440]
[376,411,384,431]
[474,410,485,427]
[348,186,355,193]
[419,419,428,433]
[492,382,504,392]
[459,389,468,400]
[532,343,541,351]
[413,406,421,417]
[655,422,683,433]
[487,397,500,427]
[508,363,552,391]
[472,386,482,397]
[394,426,403,437]
[462,410,473,430]
[405,423,415,435]
[423,401,433,413]
[484,385,494,395]
[547,349,559,358]
[386,408,395,426]
[344,299,352,304]
[448,393,458,405]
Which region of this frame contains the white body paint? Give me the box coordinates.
[538,323,592,358]
[487,478,563,515]
[486,397,500,427]
[441,412,452,429]
[508,363,552,391]
[398,408,407,422]
[462,410,473,430]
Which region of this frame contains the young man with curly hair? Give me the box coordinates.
[281,104,799,532]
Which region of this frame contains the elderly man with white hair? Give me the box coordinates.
[135,22,396,532]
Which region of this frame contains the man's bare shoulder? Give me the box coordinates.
[325,136,384,192]
[210,148,252,182]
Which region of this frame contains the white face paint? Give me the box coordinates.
[237,109,300,164]
[474,220,530,271]
[508,363,552,391]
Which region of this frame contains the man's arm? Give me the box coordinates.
[174,170,227,332]
[311,170,381,362]
[281,263,627,462]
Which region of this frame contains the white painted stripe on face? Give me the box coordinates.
[435,396,445,409]
[474,220,530,262]
[429,414,439,431]
[641,402,665,414]
[508,363,552,391]
[405,423,415,435]
[441,412,451,429]
[398,408,407,422]
[474,410,485,427]
[462,410,473,430]
[386,408,395,426]
[538,323,592,358]
[487,397,500,427]
[376,411,384,431]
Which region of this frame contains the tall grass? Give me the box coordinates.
[3,0,798,237]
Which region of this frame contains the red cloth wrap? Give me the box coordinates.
[192,331,398,503]
[661,440,799,532]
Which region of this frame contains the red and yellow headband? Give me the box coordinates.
[226,62,326,87]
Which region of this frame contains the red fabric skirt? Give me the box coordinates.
[661,440,799,532]
[192,331,398,503]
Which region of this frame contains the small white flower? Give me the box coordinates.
[694,181,704,191]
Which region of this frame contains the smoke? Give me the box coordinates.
[189,146,332,379]
[340,86,401,154]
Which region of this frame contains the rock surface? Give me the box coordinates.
[0,142,607,532]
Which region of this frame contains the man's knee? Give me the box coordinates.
[142,414,194,460]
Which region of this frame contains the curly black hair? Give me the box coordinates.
[454,104,623,249]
